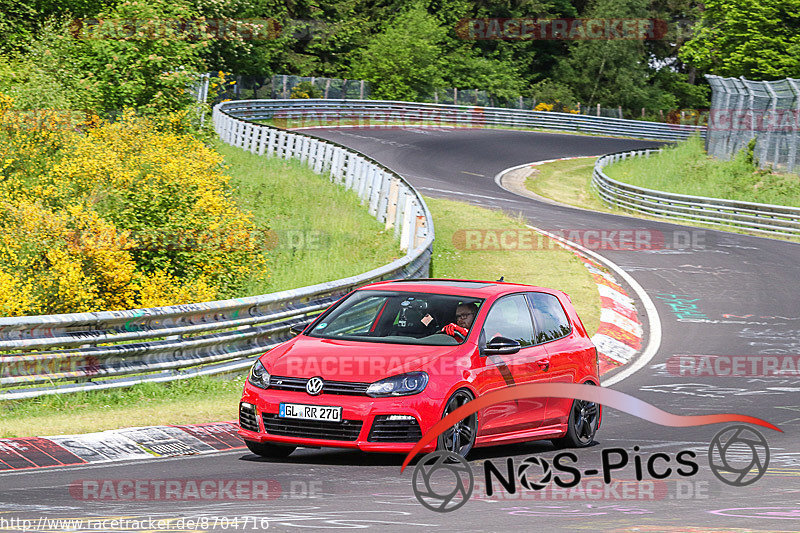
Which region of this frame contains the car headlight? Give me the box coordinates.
[366,371,429,397]
[248,359,271,389]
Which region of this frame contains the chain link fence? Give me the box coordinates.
[212,75,371,102]
[706,75,800,174]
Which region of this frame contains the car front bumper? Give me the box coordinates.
[239,382,440,453]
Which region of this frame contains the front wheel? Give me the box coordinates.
[554,394,599,448]
[437,389,477,458]
[244,440,296,458]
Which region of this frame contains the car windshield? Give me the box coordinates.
[307,290,484,345]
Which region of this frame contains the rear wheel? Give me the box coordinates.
[554,391,599,448]
[437,389,477,458]
[244,440,296,458]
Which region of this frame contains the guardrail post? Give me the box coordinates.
[248,124,259,153]
[357,161,370,202]
[257,126,268,155]
[299,136,309,164]
[344,154,355,189]
[368,168,381,216]
[414,214,427,250]
[267,129,278,156]
[394,188,407,239]
[314,142,325,173]
[399,195,414,251]
[385,179,400,230]
[286,133,297,160]
[330,148,344,182]
[376,172,391,223]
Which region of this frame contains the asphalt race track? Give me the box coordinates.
[2,126,800,532]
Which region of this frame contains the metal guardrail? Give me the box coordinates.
[592,149,800,236]
[0,101,434,400]
[221,99,706,141]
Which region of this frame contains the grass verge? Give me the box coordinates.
[604,136,800,207]
[217,141,399,295]
[525,157,608,212]
[524,150,800,243]
[1,196,600,438]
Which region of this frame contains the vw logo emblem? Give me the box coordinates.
[306,376,324,396]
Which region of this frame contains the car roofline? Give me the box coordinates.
[360,278,563,298]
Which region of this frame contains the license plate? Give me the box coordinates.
[279,403,342,422]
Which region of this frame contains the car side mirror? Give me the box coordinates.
[483,336,521,355]
[289,323,307,337]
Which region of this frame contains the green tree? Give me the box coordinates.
[74,0,208,116]
[554,0,678,111]
[680,0,800,79]
[349,5,446,100]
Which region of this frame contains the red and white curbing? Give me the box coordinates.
[578,255,643,374]
[0,422,243,472]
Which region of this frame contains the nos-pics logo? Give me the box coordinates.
[411,425,770,512]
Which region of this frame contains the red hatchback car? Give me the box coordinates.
[238,279,600,458]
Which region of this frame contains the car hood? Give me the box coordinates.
[262,336,466,382]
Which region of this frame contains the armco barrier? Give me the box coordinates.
[219,99,705,141]
[0,102,433,400]
[593,149,800,236]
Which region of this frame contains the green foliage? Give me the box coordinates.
[350,5,447,100]
[0,20,88,110]
[216,140,399,295]
[189,0,290,77]
[290,80,323,99]
[73,0,208,117]
[680,0,800,79]
[554,0,678,110]
[531,79,579,108]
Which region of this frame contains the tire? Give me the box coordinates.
[554,389,599,448]
[244,440,296,458]
[437,389,477,458]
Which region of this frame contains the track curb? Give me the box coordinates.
[0,421,243,473]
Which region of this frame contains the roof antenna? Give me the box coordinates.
[497,276,504,282]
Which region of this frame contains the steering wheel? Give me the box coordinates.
[438,326,466,341]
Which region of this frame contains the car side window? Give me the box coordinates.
[481,294,535,347]
[527,292,571,344]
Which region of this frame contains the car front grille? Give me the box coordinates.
[262,414,363,441]
[367,415,423,442]
[269,376,370,396]
[239,403,260,432]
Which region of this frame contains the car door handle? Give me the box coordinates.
[536,359,550,371]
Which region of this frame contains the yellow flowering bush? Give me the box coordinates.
[534,102,555,112]
[0,95,268,316]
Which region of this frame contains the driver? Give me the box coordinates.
[442,302,478,339]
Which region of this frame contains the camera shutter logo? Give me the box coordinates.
[708,425,770,486]
[412,451,474,512]
[518,456,552,490]
[306,376,324,396]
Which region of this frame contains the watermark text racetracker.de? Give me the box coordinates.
[452,228,706,251]
[455,18,668,40]
[667,354,800,377]
[68,478,322,501]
